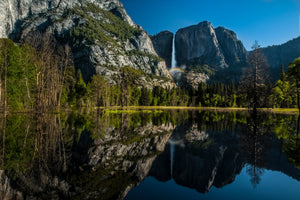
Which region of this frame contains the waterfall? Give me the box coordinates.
[171,34,177,69]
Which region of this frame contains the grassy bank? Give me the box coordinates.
[96,106,299,114]
[2,107,298,115]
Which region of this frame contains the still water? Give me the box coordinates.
[0,110,299,199]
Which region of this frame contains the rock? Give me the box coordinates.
[170,21,249,86]
[175,21,228,69]
[0,0,176,89]
[150,31,173,69]
[215,26,247,67]
[185,72,210,90]
[0,0,136,38]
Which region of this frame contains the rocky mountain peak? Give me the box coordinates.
[215,26,247,67]
[0,0,176,89]
[0,0,136,38]
[150,30,173,69]
[175,21,228,70]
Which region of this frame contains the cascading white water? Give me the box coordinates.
[171,34,177,69]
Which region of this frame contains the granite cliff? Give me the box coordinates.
[150,31,173,69]
[0,0,175,89]
[175,21,247,87]
[151,22,248,88]
[152,20,300,87]
[214,26,247,67]
[175,21,229,70]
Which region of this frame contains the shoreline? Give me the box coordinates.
[1,107,298,115]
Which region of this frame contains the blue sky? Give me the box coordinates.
[121,0,300,50]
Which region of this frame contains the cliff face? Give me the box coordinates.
[175,21,228,69]
[150,31,173,69]
[0,0,175,89]
[0,0,135,38]
[215,27,247,67]
[173,21,247,87]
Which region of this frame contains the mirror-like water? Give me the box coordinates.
[0,110,299,200]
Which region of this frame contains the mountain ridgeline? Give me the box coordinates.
[0,0,176,89]
[151,21,300,87]
[1,0,300,91]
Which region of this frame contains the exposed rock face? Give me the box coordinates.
[150,31,173,69]
[262,37,300,80]
[185,72,209,89]
[215,27,247,67]
[0,0,175,89]
[173,21,247,88]
[175,21,228,69]
[0,0,135,38]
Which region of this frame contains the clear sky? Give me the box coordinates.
[121,0,300,50]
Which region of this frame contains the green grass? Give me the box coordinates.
[5,106,299,115]
[259,108,299,114]
[104,109,154,114]
[95,106,299,114]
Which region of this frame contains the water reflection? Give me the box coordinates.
[148,111,300,194]
[0,110,300,199]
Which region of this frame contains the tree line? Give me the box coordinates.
[0,36,191,112]
[1,38,300,113]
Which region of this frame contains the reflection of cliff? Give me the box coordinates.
[2,112,300,198]
[70,122,175,200]
[0,113,175,200]
[148,143,172,182]
[150,118,300,193]
[150,122,243,193]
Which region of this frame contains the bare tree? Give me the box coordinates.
[0,39,10,115]
[24,31,72,112]
[240,41,269,112]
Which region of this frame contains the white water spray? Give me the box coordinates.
[8,0,15,32]
[171,34,177,69]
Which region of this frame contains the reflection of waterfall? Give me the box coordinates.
[171,34,177,69]
[168,139,184,177]
[170,142,174,176]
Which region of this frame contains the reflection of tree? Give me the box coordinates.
[246,164,265,188]
[0,114,5,169]
[34,113,68,174]
[280,115,300,169]
[0,111,178,199]
[240,111,271,188]
[0,113,71,199]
